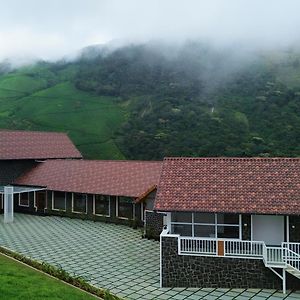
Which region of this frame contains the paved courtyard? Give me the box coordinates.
[0,214,300,299]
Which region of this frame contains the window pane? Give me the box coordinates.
[171,212,192,223]
[194,213,215,224]
[118,197,133,219]
[94,195,110,216]
[217,226,239,238]
[19,193,29,206]
[53,192,66,210]
[171,224,192,236]
[194,225,215,237]
[217,213,239,224]
[73,193,87,213]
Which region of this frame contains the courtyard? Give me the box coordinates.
[0,214,300,300]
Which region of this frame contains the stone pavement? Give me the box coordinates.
[0,213,300,299]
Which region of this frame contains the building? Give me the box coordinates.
[155,157,300,292]
[0,130,162,228]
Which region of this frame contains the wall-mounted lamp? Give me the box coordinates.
[243,223,248,227]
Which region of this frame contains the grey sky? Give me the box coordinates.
[1,0,300,61]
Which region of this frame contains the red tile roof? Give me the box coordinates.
[15,159,162,198]
[154,157,300,215]
[0,130,82,160]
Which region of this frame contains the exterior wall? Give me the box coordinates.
[44,191,144,227]
[145,210,164,239]
[14,192,36,214]
[290,216,300,242]
[161,236,300,289]
[0,160,37,185]
[242,214,251,240]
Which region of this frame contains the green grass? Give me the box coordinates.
[0,66,127,159]
[0,254,97,300]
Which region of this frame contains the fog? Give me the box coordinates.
[1,0,300,63]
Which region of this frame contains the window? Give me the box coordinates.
[19,193,29,207]
[171,212,241,239]
[52,191,66,211]
[117,197,134,219]
[73,193,87,213]
[94,195,110,216]
[0,194,3,209]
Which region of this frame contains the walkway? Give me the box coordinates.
[0,214,300,299]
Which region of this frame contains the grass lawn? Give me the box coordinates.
[0,254,98,300]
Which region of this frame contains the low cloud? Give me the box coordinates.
[1,0,300,62]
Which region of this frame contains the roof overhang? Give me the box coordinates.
[0,185,46,194]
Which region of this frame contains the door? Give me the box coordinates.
[36,191,46,211]
[252,215,284,246]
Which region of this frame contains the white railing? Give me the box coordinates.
[282,242,300,255]
[179,237,217,255]
[263,246,284,264]
[225,240,264,257]
[283,248,300,272]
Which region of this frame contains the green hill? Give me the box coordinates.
[1,43,300,160]
[0,64,126,159]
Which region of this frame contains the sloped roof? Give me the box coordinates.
[0,130,82,160]
[15,159,162,198]
[154,157,300,215]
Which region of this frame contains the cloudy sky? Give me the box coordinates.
[1,0,300,61]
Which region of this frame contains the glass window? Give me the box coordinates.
[19,193,29,206]
[118,197,133,219]
[171,212,192,223]
[0,194,3,209]
[194,212,215,224]
[171,224,192,236]
[217,226,239,238]
[73,193,87,213]
[53,191,66,210]
[217,213,239,224]
[194,225,215,237]
[94,195,110,216]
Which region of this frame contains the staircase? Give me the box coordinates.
[262,243,300,293]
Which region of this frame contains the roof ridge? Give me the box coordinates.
[164,157,300,161]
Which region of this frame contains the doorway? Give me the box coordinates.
[36,191,46,212]
[252,215,284,246]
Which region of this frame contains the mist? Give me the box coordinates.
[1,0,300,63]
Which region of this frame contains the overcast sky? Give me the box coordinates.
[1,0,300,62]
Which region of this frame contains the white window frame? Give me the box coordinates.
[170,212,242,239]
[18,192,30,207]
[93,194,111,217]
[72,193,87,214]
[52,191,66,211]
[116,196,135,220]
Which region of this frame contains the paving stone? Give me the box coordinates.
[0,214,299,300]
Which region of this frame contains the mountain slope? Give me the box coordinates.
[1,43,300,160]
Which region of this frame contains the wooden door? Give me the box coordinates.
[36,191,46,211]
[217,240,225,256]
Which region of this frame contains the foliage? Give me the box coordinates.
[1,43,300,159]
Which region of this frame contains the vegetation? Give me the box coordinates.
[1,42,300,159]
[0,247,121,300]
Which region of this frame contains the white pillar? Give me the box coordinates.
[282,268,286,294]
[4,186,14,223]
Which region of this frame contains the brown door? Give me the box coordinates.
[36,191,46,211]
[217,240,225,256]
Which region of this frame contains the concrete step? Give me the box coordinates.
[286,267,300,279]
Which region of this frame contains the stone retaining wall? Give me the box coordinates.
[161,236,300,289]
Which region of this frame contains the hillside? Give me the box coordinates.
[1,42,300,160]
[0,63,126,159]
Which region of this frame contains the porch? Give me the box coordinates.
[160,211,300,293]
